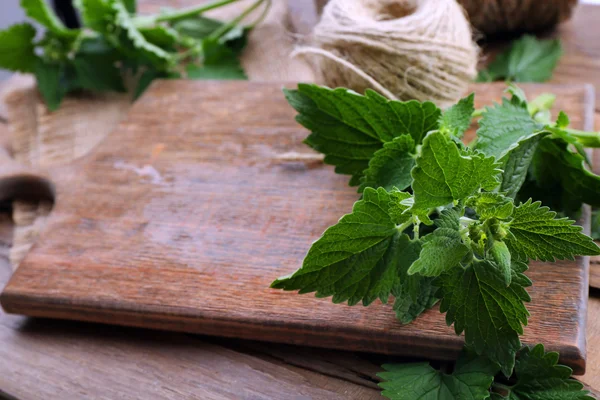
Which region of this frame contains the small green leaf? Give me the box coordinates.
[438,93,474,138]
[556,111,570,128]
[476,97,543,160]
[438,259,531,376]
[489,241,512,286]
[34,59,67,111]
[506,199,600,261]
[467,192,514,220]
[412,131,501,210]
[408,229,469,277]
[358,135,415,192]
[21,0,74,36]
[378,351,498,400]
[494,344,594,400]
[0,23,37,73]
[388,190,413,225]
[478,35,562,82]
[271,188,416,306]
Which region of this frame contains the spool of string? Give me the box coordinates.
[458,0,578,36]
[297,0,478,108]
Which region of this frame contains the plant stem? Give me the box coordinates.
[492,382,513,392]
[472,108,485,118]
[208,0,265,40]
[563,128,600,148]
[146,0,241,25]
[245,0,271,29]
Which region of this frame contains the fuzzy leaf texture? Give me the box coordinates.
[505,199,600,261]
[271,188,420,306]
[467,192,514,221]
[477,35,562,82]
[492,344,594,399]
[408,228,469,277]
[283,84,440,186]
[438,260,532,376]
[391,274,438,324]
[358,135,415,192]
[438,93,475,138]
[411,131,501,210]
[378,351,498,400]
[0,23,37,73]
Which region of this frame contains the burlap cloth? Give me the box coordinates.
[0,0,317,270]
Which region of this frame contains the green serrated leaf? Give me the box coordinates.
[506,199,600,261]
[467,192,514,220]
[438,259,531,376]
[476,97,543,160]
[408,228,469,277]
[0,23,37,73]
[378,350,498,400]
[78,0,172,67]
[112,1,172,66]
[439,93,474,138]
[21,0,74,36]
[478,35,562,82]
[412,131,501,210]
[271,187,417,306]
[284,84,440,186]
[494,344,594,400]
[74,0,112,30]
[358,135,415,193]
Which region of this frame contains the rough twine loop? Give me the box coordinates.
[295,0,478,108]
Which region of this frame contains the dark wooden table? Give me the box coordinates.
[1,3,600,399]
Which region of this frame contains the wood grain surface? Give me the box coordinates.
[0,81,594,373]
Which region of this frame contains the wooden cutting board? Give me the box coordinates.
[0,81,594,374]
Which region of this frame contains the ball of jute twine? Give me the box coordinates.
[295,0,478,108]
[458,0,577,36]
